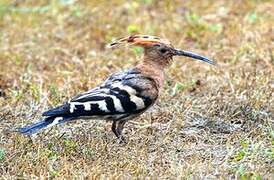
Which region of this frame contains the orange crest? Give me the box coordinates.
[107,35,172,48]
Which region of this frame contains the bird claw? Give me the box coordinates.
[117,136,127,144]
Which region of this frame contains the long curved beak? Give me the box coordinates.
[173,49,215,65]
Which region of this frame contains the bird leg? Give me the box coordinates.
[111,121,126,143]
[116,120,126,143]
[111,121,118,138]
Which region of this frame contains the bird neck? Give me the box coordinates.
[136,56,166,92]
[140,55,167,70]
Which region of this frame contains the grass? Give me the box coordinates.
[0,0,273,179]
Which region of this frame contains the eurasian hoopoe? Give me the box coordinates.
[18,35,214,142]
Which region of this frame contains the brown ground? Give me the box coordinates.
[0,0,273,179]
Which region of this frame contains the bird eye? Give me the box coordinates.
[160,48,167,54]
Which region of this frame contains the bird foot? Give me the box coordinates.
[117,136,127,144]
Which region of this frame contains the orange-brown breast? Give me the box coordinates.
[136,61,165,97]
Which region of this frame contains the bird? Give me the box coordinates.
[18,35,215,142]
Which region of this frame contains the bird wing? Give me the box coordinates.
[42,68,159,120]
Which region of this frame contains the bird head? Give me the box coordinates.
[108,35,215,67]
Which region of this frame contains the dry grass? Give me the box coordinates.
[0,0,273,179]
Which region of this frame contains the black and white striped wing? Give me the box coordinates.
[42,68,159,121]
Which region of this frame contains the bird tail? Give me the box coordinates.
[17,116,73,135]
